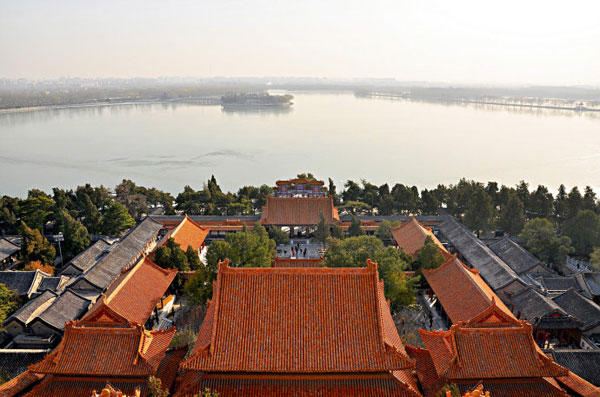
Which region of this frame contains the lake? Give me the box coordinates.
[1,92,599,197]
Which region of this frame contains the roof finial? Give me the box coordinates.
[218,258,230,271]
[366,259,378,271]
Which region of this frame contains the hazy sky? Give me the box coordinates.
[2,0,599,85]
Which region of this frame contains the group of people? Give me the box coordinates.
[279,243,309,258]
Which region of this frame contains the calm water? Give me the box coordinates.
[1,92,599,197]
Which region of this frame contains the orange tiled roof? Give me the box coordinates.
[174,372,420,397]
[276,178,325,186]
[29,318,175,377]
[181,259,414,373]
[272,257,324,268]
[406,345,567,397]
[419,303,567,380]
[0,369,44,396]
[555,370,600,397]
[158,215,209,252]
[93,256,177,325]
[423,256,515,324]
[25,375,148,397]
[260,196,340,225]
[390,217,447,255]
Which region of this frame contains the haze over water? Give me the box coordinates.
[1,92,599,197]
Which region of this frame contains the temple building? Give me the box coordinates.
[422,256,515,326]
[1,304,177,396]
[390,217,448,256]
[407,302,599,396]
[155,214,209,255]
[175,259,421,396]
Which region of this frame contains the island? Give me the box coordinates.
[221,92,294,108]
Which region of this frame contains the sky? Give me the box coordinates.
[1,0,600,85]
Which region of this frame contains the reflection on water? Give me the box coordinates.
[221,106,294,116]
[0,92,599,197]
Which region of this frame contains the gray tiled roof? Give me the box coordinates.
[509,286,581,329]
[64,239,111,274]
[151,214,262,222]
[552,288,600,332]
[0,271,38,296]
[38,276,67,293]
[487,238,550,275]
[4,290,57,326]
[78,217,162,290]
[0,238,20,262]
[438,217,522,290]
[583,273,600,297]
[548,349,600,386]
[33,290,91,332]
[534,275,592,299]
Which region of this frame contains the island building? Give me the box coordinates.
[174,259,421,396]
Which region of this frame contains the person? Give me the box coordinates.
[303,248,307,257]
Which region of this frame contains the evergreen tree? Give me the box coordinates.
[519,218,573,265]
[554,184,569,224]
[331,224,345,239]
[57,209,90,256]
[348,216,365,237]
[376,220,401,246]
[101,202,135,236]
[267,226,290,246]
[566,187,583,220]
[463,188,494,236]
[414,236,445,272]
[420,189,439,215]
[0,283,19,324]
[186,245,201,271]
[563,210,600,256]
[82,194,102,234]
[314,213,330,244]
[328,178,339,205]
[583,186,598,213]
[498,192,526,236]
[20,221,56,265]
[529,185,553,219]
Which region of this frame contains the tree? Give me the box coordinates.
[519,218,573,265]
[414,236,445,272]
[154,238,190,271]
[324,236,417,309]
[184,264,216,306]
[348,216,365,237]
[563,210,600,256]
[497,191,526,236]
[57,209,90,256]
[25,260,55,275]
[554,184,569,224]
[186,245,201,271]
[147,376,169,397]
[205,224,275,268]
[339,200,372,216]
[115,179,148,220]
[328,178,339,205]
[566,187,583,220]
[529,185,553,219]
[590,247,600,272]
[342,180,361,202]
[420,189,439,215]
[267,226,290,246]
[20,195,55,231]
[101,202,135,236]
[82,194,102,234]
[0,283,19,324]
[314,213,330,244]
[463,187,494,236]
[376,220,401,246]
[20,222,56,265]
[515,180,530,212]
[583,186,598,213]
[331,224,344,239]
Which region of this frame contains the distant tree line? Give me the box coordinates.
[5,175,600,270]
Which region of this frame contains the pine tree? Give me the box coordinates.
[348,216,365,237]
[498,192,526,236]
